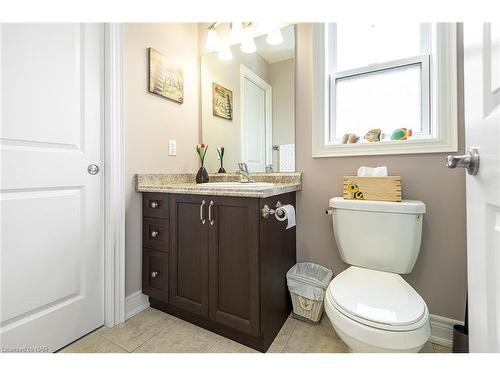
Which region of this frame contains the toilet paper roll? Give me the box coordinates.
[275,204,296,229]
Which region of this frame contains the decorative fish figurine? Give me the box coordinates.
[341,133,360,144]
[364,128,385,142]
[390,128,412,141]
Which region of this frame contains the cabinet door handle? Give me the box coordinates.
[200,200,206,224]
[209,200,214,225]
[151,271,159,278]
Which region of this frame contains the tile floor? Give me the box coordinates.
[59,307,451,353]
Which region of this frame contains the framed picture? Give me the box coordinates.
[148,48,184,103]
[212,82,233,120]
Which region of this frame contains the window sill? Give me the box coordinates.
[312,137,458,158]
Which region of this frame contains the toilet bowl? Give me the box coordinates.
[324,266,430,352]
[325,198,429,352]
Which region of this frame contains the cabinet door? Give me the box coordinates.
[208,196,261,336]
[142,249,169,303]
[169,194,209,317]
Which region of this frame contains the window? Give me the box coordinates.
[312,23,458,157]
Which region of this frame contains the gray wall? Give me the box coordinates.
[124,23,200,296]
[295,24,467,321]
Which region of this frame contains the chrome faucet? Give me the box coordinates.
[236,163,255,183]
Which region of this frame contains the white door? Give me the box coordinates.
[0,24,104,352]
[241,66,272,173]
[462,23,500,352]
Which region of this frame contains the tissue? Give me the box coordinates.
[357,166,388,177]
[275,204,296,229]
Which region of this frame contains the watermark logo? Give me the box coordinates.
[1,345,49,353]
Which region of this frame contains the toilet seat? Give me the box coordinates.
[324,266,431,352]
[327,266,428,331]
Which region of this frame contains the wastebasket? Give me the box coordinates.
[286,262,333,322]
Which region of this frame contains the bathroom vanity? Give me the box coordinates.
[136,173,301,352]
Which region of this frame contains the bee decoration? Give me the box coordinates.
[348,182,365,200]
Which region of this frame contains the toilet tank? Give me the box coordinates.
[329,197,426,274]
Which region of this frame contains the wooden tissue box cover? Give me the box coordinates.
[343,176,402,202]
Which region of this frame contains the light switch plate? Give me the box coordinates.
[168,139,177,156]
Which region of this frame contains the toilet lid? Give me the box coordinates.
[328,266,426,327]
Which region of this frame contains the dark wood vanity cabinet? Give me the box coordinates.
[169,194,209,318]
[142,192,296,352]
[207,196,261,337]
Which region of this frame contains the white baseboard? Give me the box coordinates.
[125,291,150,320]
[429,314,463,348]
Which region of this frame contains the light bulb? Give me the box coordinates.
[217,44,233,61]
[205,28,220,52]
[230,22,244,44]
[266,28,283,46]
[257,22,272,34]
[240,31,256,53]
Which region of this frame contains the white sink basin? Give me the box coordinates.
[201,182,275,189]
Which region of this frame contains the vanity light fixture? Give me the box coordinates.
[240,29,256,53]
[230,22,244,44]
[207,22,283,60]
[266,27,283,46]
[205,25,220,52]
[217,43,233,60]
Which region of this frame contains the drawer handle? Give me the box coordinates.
[151,230,159,238]
[151,271,159,278]
[209,200,214,226]
[150,201,159,209]
[200,200,206,224]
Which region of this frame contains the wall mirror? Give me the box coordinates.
[200,24,295,173]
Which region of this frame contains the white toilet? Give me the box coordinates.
[324,197,431,352]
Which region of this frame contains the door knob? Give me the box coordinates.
[446,148,479,176]
[87,164,100,175]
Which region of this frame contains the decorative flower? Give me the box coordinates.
[216,146,225,160]
[196,143,208,165]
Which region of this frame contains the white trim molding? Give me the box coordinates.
[312,23,458,158]
[125,291,150,320]
[240,64,273,170]
[104,23,125,328]
[429,314,464,348]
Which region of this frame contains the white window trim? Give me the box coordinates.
[312,23,458,158]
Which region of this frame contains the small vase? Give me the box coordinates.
[196,166,209,183]
[218,162,226,174]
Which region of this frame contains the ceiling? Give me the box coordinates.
[254,25,295,64]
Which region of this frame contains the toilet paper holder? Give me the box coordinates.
[261,201,286,219]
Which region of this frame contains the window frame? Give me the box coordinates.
[312,23,458,158]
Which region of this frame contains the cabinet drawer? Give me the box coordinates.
[143,193,169,219]
[142,248,168,303]
[143,217,169,252]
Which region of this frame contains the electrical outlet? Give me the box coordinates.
[168,139,177,156]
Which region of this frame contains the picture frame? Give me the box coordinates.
[212,82,233,120]
[148,48,184,103]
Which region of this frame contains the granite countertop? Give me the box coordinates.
[135,172,302,198]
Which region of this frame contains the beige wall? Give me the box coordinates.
[295,24,467,321]
[200,47,270,173]
[269,58,295,146]
[124,23,200,296]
